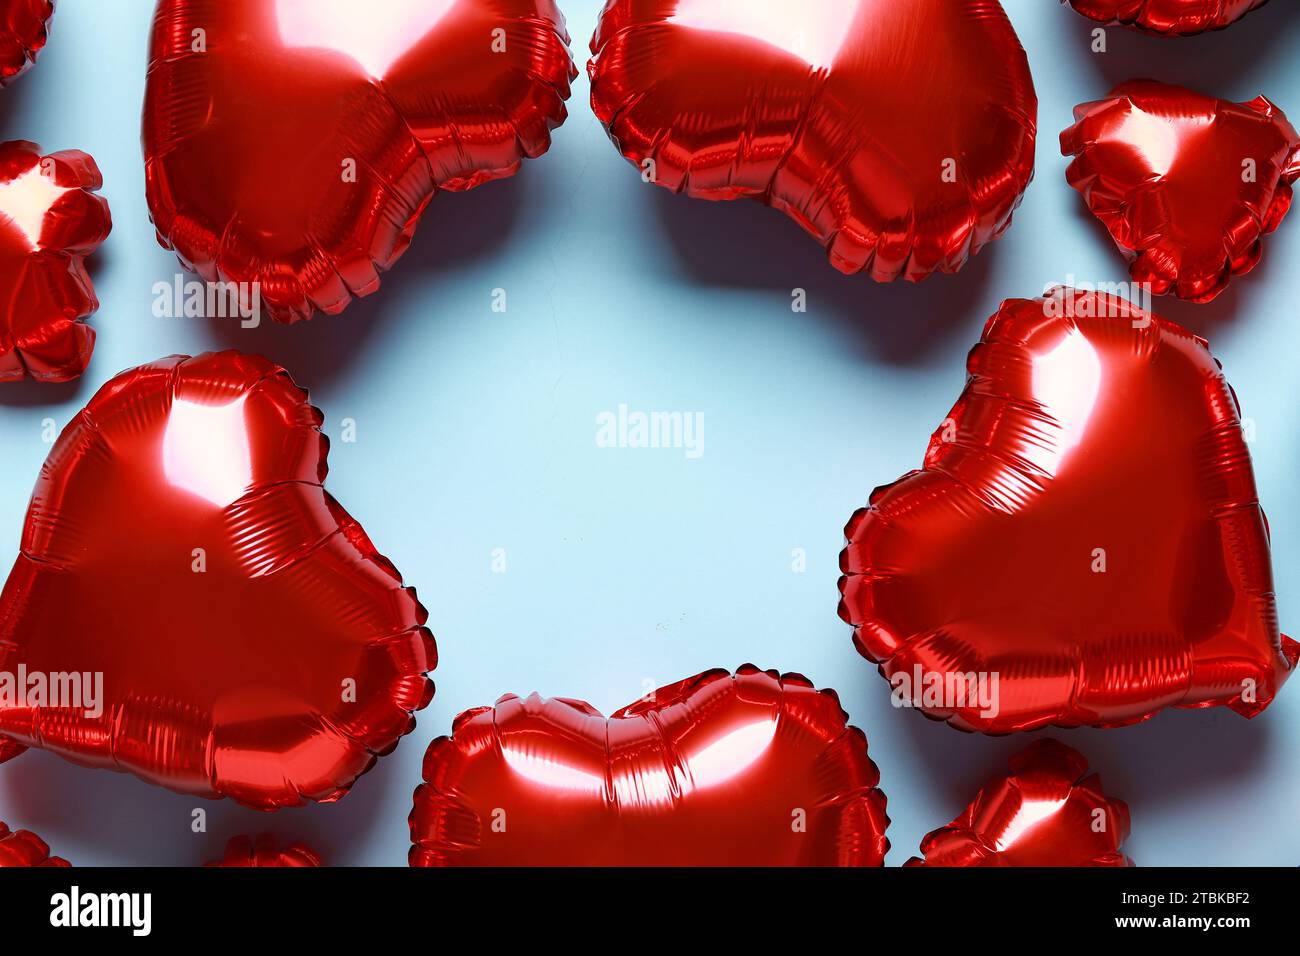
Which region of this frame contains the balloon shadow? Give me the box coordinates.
[202,171,527,387]
[1068,706,1277,807]
[646,185,1002,367]
[0,66,33,138]
[1060,3,1300,96]
[836,645,1011,811]
[0,731,415,866]
[893,691,1276,819]
[0,375,93,408]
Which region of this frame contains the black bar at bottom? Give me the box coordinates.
[0,866,1292,942]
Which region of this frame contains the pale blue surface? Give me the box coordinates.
[0,0,1296,866]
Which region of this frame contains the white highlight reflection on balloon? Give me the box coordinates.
[995,796,1069,851]
[1115,105,1181,178]
[683,718,779,790]
[1027,327,1102,474]
[275,0,456,78]
[0,166,70,251]
[501,716,779,804]
[502,744,604,794]
[162,396,253,508]
[670,0,856,70]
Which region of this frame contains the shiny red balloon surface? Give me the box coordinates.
[1067,0,1269,35]
[0,820,69,867]
[206,835,321,867]
[0,0,53,86]
[142,0,576,323]
[906,740,1132,867]
[1062,80,1300,303]
[410,665,890,866]
[0,141,111,383]
[839,289,1297,733]
[588,0,1037,281]
[0,352,436,808]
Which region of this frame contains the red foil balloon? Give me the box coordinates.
[588,0,1037,280]
[0,821,69,867]
[0,351,436,808]
[142,0,576,323]
[839,289,1297,733]
[906,740,1132,867]
[410,665,890,866]
[205,835,321,867]
[1062,80,1300,303]
[0,0,53,86]
[1067,0,1269,35]
[0,141,112,383]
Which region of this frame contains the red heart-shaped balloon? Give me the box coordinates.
[0,352,436,808]
[142,0,576,323]
[0,141,112,383]
[589,0,1037,281]
[906,740,1132,867]
[839,289,1297,733]
[1062,80,1300,303]
[0,0,53,86]
[0,820,68,867]
[1067,0,1269,35]
[410,665,890,866]
[205,835,321,867]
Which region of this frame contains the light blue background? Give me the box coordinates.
[0,0,1296,866]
